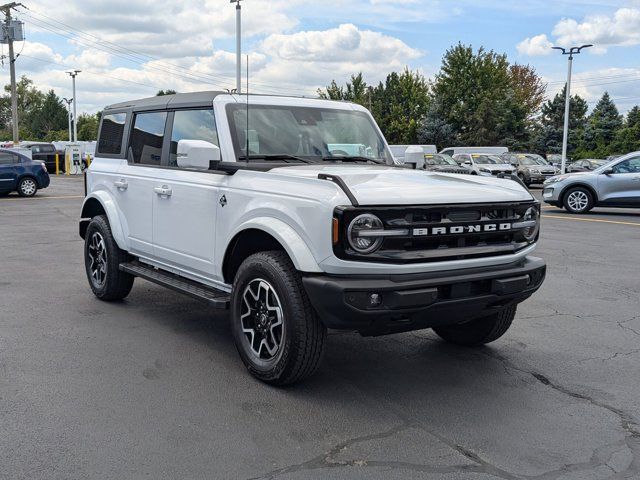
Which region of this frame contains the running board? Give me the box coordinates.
[119,261,230,309]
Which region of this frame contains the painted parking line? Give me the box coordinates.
[542,214,640,227]
[1,195,84,201]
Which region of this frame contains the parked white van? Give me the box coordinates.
[440,146,508,157]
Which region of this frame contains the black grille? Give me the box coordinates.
[334,202,538,264]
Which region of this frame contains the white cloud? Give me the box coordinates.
[552,8,640,51]
[517,34,553,56]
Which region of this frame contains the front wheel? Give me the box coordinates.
[17,177,38,197]
[231,251,326,385]
[84,215,134,301]
[563,186,594,213]
[433,305,517,346]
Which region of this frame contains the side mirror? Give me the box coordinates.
[403,146,425,170]
[602,168,614,175]
[177,139,220,169]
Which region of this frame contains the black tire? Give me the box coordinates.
[433,305,517,347]
[17,177,38,197]
[563,186,594,214]
[231,251,326,385]
[84,215,134,301]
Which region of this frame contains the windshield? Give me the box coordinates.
[424,154,457,166]
[473,154,509,165]
[226,104,392,164]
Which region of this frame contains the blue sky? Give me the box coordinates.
[9,0,640,114]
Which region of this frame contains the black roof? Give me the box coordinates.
[104,91,226,112]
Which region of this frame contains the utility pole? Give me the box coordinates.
[552,44,592,174]
[1,2,24,144]
[63,97,73,141]
[230,0,242,94]
[67,70,80,142]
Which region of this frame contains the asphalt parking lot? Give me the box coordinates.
[1,177,639,480]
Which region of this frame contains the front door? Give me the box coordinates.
[151,108,222,281]
[598,157,640,206]
[116,111,168,257]
[0,152,18,191]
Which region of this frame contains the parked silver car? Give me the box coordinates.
[502,153,560,186]
[543,153,640,213]
[423,153,472,174]
[453,153,516,177]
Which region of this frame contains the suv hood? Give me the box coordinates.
[478,164,515,172]
[270,165,533,205]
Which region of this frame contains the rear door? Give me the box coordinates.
[151,108,223,281]
[598,157,640,206]
[0,152,18,191]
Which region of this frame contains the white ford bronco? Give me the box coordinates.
[80,92,545,385]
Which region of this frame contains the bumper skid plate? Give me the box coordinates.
[302,257,545,336]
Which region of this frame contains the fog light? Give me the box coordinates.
[369,293,382,307]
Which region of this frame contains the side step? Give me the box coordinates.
[120,261,230,309]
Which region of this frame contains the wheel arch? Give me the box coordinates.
[222,219,322,284]
[79,192,127,249]
[559,183,599,205]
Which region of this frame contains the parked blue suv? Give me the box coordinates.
[0,148,50,197]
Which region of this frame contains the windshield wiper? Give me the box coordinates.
[238,154,314,164]
[322,156,385,165]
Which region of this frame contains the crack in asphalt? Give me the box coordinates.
[247,347,640,480]
[617,316,640,338]
[478,350,640,479]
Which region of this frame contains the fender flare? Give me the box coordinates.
[80,191,128,250]
[227,217,322,273]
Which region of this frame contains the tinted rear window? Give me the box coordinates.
[98,113,127,155]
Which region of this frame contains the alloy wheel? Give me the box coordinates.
[20,179,36,196]
[567,190,589,212]
[88,232,108,287]
[240,279,284,360]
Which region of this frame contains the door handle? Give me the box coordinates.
[114,179,128,191]
[154,185,172,197]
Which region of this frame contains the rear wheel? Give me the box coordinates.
[231,251,326,385]
[563,186,594,214]
[433,306,517,346]
[17,177,38,197]
[518,173,530,186]
[84,215,134,301]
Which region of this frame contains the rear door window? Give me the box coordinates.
[128,112,167,166]
[0,152,17,165]
[98,113,127,155]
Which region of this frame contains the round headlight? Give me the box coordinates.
[522,206,540,240]
[347,214,384,254]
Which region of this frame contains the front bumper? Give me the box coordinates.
[542,183,563,204]
[302,256,546,336]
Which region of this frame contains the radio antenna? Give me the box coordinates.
[245,54,249,157]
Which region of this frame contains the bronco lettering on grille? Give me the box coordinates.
[413,223,512,236]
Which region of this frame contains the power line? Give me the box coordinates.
[20,7,314,95]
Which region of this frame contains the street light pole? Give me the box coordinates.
[230,0,242,94]
[552,44,592,174]
[1,2,24,144]
[63,97,73,142]
[67,70,81,142]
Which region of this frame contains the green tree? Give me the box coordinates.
[77,113,100,141]
[530,85,588,157]
[28,90,68,140]
[1,75,46,138]
[626,106,640,128]
[582,92,622,156]
[319,69,429,144]
[156,89,177,96]
[429,44,540,148]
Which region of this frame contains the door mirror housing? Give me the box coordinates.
[602,167,614,175]
[177,139,220,169]
[403,146,425,170]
